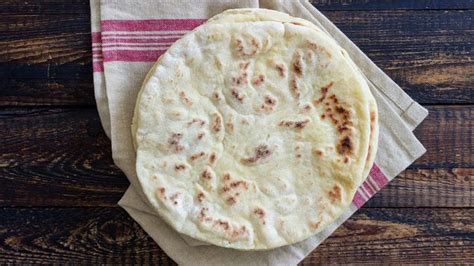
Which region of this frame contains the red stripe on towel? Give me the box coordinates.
[91,32,102,43]
[101,19,206,32]
[93,61,104,72]
[369,164,390,188]
[103,49,165,62]
[352,163,389,208]
[102,37,180,44]
[352,191,366,208]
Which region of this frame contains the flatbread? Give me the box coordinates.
[133,10,373,250]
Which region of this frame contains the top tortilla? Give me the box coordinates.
[132,9,374,250]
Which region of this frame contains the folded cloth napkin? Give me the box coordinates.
[90,0,428,264]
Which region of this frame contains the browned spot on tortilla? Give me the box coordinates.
[231,89,245,102]
[260,95,277,112]
[303,104,312,111]
[309,220,322,230]
[216,220,230,230]
[307,41,332,59]
[187,118,205,127]
[168,133,184,152]
[290,78,301,99]
[209,153,217,164]
[212,92,221,101]
[199,208,248,238]
[251,38,261,50]
[337,136,353,156]
[170,192,180,205]
[343,157,349,163]
[197,132,205,140]
[179,91,193,106]
[335,106,347,114]
[252,74,265,86]
[242,144,274,164]
[174,164,186,171]
[211,113,222,132]
[226,120,235,133]
[254,208,267,223]
[226,197,236,205]
[278,119,310,130]
[254,208,265,218]
[307,41,319,50]
[232,62,249,87]
[222,180,249,193]
[318,92,355,158]
[313,149,323,156]
[235,37,260,56]
[241,119,250,125]
[201,169,212,180]
[190,151,206,161]
[276,63,286,77]
[264,95,276,105]
[197,192,205,203]
[296,154,302,158]
[337,125,350,133]
[198,207,211,222]
[240,61,250,70]
[158,187,165,195]
[328,185,342,203]
[315,81,334,103]
[235,38,246,56]
[292,52,304,76]
[328,114,338,124]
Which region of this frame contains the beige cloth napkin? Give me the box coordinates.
[90,0,428,264]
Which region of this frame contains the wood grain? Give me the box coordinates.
[0,108,128,207]
[311,0,474,10]
[0,207,471,264]
[0,106,472,207]
[303,207,474,264]
[2,79,94,106]
[0,10,472,105]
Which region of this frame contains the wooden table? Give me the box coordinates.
[1,0,473,264]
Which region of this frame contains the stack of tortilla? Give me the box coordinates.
[131,8,378,250]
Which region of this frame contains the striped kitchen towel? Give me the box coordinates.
[90,0,428,264]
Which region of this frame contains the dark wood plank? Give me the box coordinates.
[0,207,175,265]
[2,79,94,106]
[0,207,471,264]
[0,10,472,105]
[0,105,472,207]
[325,10,474,105]
[311,0,474,10]
[0,108,128,207]
[366,168,473,207]
[412,105,473,169]
[0,0,90,15]
[303,208,474,264]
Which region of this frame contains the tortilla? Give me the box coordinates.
[132,9,374,250]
